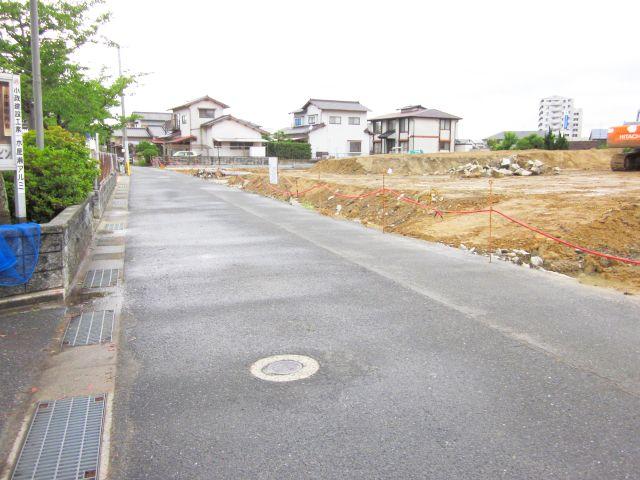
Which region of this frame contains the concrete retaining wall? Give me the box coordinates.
[0,173,117,306]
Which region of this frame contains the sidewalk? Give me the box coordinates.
[0,304,65,468]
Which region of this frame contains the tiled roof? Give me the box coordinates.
[484,130,544,141]
[300,99,369,112]
[200,115,269,135]
[170,95,230,111]
[370,108,461,121]
[132,111,172,121]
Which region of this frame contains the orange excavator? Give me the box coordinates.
[609,110,640,171]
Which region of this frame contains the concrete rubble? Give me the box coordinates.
[449,155,558,179]
[192,168,225,179]
[491,247,545,269]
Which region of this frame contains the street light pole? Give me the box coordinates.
[116,44,130,175]
[29,0,44,149]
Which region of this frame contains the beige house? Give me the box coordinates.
[369,105,461,154]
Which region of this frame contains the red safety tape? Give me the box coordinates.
[263,179,640,266]
[492,209,640,266]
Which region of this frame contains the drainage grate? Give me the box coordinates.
[82,269,119,289]
[104,223,124,231]
[11,395,106,480]
[111,201,126,208]
[63,310,115,347]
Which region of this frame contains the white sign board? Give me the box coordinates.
[268,157,278,185]
[0,72,26,220]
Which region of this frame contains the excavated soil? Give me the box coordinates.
[221,150,640,294]
[311,149,620,175]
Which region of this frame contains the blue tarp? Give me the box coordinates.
[0,223,41,286]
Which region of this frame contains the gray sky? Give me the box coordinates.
[77,0,640,139]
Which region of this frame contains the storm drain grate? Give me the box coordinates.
[63,310,115,347]
[111,200,127,208]
[82,269,119,289]
[104,223,124,231]
[11,395,106,480]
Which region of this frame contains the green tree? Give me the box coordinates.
[515,133,545,150]
[501,131,518,150]
[544,128,556,150]
[135,141,158,164]
[3,126,98,223]
[488,132,519,151]
[554,133,569,150]
[0,1,133,138]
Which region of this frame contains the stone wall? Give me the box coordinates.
[0,173,117,305]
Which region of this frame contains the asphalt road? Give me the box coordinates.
[112,167,640,479]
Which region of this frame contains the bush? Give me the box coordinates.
[4,126,98,223]
[135,141,159,165]
[266,141,311,160]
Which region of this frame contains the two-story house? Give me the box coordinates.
[369,105,461,154]
[160,95,268,156]
[282,99,370,158]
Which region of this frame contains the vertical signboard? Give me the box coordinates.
[268,157,278,185]
[0,73,26,220]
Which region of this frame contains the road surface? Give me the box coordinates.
[112,167,640,479]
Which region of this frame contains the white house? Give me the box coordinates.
[282,99,370,158]
[369,105,461,154]
[170,95,231,147]
[153,95,268,156]
[200,115,269,157]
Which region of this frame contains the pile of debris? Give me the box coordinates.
[450,156,560,178]
[493,248,544,268]
[459,244,544,269]
[192,168,225,179]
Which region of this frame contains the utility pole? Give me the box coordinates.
[116,44,130,175]
[29,0,44,149]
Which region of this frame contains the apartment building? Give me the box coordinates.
[369,105,461,154]
[538,96,582,139]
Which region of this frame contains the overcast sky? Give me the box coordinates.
[76,0,640,139]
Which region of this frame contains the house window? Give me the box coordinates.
[400,140,408,151]
[373,142,382,154]
[308,114,317,125]
[294,116,303,127]
[330,116,341,124]
[387,120,395,131]
[348,116,360,125]
[349,141,362,153]
[399,118,408,133]
[213,140,222,147]
[199,108,216,118]
[181,114,187,124]
[230,142,253,150]
[439,141,450,151]
[439,119,451,130]
[373,121,382,134]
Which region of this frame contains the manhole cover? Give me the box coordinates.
[250,354,319,382]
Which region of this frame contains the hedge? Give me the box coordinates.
[3,126,98,223]
[266,141,311,160]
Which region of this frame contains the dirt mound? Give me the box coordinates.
[312,157,366,174]
[311,149,620,175]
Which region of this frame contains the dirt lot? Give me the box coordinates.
[222,149,640,294]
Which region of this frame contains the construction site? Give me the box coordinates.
[202,148,640,294]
